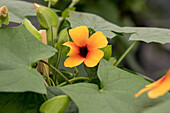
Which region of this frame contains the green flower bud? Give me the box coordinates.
[40,95,70,113]
[55,29,69,49]
[22,19,42,39]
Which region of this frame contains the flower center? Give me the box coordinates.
[79,46,88,58]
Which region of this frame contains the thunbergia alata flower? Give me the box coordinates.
[63,26,108,68]
[135,69,170,99]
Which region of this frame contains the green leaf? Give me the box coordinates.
[55,29,69,49]
[0,0,36,23]
[67,11,170,44]
[40,95,70,113]
[62,7,76,19]
[0,92,45,113]
[22,19,42,40]
[0,25,57,94]
[67,11,132,38]
[37,6,58,28]
[123,27,170,44]
[100,45,112,61]
[84,65,98,80]
[142,99,170,113]
[60,59,170,113]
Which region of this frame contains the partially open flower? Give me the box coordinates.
[135,69,170,99]
[63,26,108,68]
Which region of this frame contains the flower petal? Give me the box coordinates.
[148,75,170,99]
[135,87,152,98]
[87,31,108,50]
[64,55,85,68]
[63,41,79,56]
[69,26,89,47]
[145,76,166,88]
[84,49,104,67]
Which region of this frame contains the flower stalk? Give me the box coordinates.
[115,41,138,66]
[58,77,90,87]
[40,60,71,84]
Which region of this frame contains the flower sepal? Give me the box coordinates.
[100,45,112,61]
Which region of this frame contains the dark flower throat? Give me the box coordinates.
[79,46,88,58]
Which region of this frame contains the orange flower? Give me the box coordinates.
[63,26,108,68]
[135,69,170,99]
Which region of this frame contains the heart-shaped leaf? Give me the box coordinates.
[0,25,57,94]
[60,59,170,113]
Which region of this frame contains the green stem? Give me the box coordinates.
[115,41,138,67]
[50,26,54,47]
[0,19,2,27]
[38,24,41,31]
[40,60,71,84]
[56,17,63,34]
[42,63,52,86]
[74,67,79,77]
[68,0,79,8]
[56,49,62,69]
[49,77,56,86]
[47,27,54,47]
[58,77,90,87]
[42,95,47,101]
[48,1,51,8]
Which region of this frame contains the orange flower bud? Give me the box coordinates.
[34,3,40,12]
[0,6,8,18]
